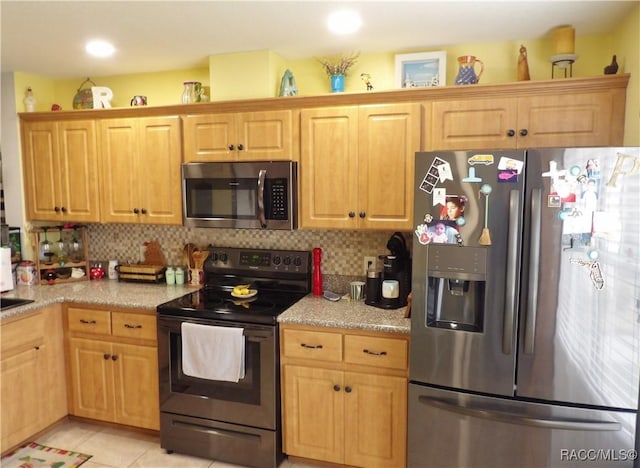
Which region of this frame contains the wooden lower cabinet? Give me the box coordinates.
[0,305,67,454]
[281,325,408,467]
[65,305,159,430]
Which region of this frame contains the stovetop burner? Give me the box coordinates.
[157,247,311,325]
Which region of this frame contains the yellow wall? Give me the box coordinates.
[11,10,639,144]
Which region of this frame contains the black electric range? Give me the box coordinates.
[157,246,311,325]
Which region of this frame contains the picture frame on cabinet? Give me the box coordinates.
[395,51,446,88]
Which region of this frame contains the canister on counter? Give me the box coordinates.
[16,261,37,285]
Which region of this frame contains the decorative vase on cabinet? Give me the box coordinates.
[330,75,345,93]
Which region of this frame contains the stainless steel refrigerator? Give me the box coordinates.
[409,148,640,468]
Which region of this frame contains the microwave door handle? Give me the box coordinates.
[257,169,267,228]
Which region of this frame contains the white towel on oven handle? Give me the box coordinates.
[181,322,245,382]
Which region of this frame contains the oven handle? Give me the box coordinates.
[158,319,275,342]
[173,420,261,442]
[257,169,267,228]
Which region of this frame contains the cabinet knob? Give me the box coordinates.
[238,144,244,151]
[54,206,60,213]
[103,353,110,360]
[507,129,516,137]
[141,208,147,215]
[359,211,366,218]
[519,129,528,137]
[348,211,355,218]
[228,145,235,151]
[333,384,341,392]
[133,208,140,214]
[61,206,67,213]
[345,386,352,393]
[111,355,118,361]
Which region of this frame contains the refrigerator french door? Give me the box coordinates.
[409,148,640,468]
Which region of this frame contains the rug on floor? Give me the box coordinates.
[1,442,92,468]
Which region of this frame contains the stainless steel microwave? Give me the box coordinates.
[182,161,297,230]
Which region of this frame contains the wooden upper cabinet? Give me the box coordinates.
[99,116,182,225]
[300,103,421,231]
[429,88,625,150]
[21,120,100,222]
[182,110,296,162]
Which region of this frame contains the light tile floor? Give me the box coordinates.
[33,419,319,468]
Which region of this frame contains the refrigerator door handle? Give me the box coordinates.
[503,189,520,354]
[524,188,542,355]
[418,396,622,432]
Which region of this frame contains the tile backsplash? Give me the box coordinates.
[87,224,413,279]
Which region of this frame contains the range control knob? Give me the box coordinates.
[272,256,282,266]
[211,252,219,262]
[293,257,302,267]
[283,257,292,266]
[219,253,228,263]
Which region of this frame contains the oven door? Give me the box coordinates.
[158,315,279,430]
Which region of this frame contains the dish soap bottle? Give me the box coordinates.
[312,247,323,296]
[24,87,36,112]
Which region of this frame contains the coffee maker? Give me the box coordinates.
[365,232,411,309]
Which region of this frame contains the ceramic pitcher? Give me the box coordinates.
[455,56,484,85]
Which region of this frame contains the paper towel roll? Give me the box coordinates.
[0,247,14,292]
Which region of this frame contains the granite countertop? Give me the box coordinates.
[278,294,411,335]
[3,282,412,335]
[1,280,196,320]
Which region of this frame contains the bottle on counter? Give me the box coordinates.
[175,267,185,285]
[166,267,175,285]
[312,247,323,296]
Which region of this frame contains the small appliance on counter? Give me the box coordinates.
[365,232,411,309]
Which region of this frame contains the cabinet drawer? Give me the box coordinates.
[112,312,156,341]
[67,307,111,335]
[283,329,342,362]
[1,311,44,357]
[344,335,408,370]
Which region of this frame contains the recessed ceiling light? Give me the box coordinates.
[327,9,362,35]
[85,39,115,58]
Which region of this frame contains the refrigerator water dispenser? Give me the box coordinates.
[426,245,487,332]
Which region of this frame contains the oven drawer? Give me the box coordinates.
[282,329,342,362]
[344,334,408,370]
[67,307,111,335]
[112,312,156,341]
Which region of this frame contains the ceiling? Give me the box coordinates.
[1,0,636,79]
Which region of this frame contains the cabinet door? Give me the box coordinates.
[236,110,294,161]
[137,116,182,225]
[57,120,100,222]
[99,119,140,223]
[1,347,43,450]
[21,121,60,220]
[282,365,344,464]
[40,306,68,428]
[300,107,358,229]
[359,104,420,230]
[344,373,407,468]
[517,92,616,148]
[112,343,159,430]
[182,113,237,162]
[430,98,519,150]
[68,337,114,422]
